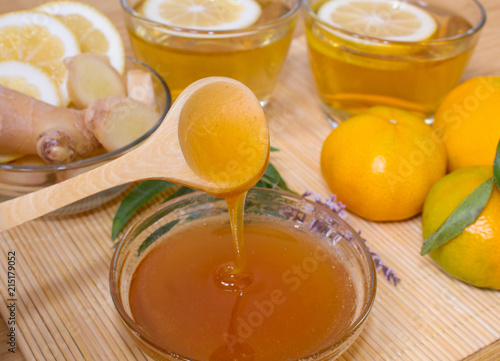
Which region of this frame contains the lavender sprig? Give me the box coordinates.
[358,231,401,286]
[302,190,400,286]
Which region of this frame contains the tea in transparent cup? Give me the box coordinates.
[121,0,299,105]
[110,189,376,361]
[304,0,486,125]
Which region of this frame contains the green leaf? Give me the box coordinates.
[270,146,280,152]
[112,180,175,239]
[138,220,180,256]
[494,139,500,189]
[163,186,196,203]
[420,177,494,255]
[255,163,297,194]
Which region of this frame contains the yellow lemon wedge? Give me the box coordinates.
[0,60,61,106]
[141,0,262,31]
[317,0,437,42]
[35,1,125,74]
[0,154,24,164]
[0,11,80,105]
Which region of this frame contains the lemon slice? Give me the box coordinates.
[317,0,437,42]
[0,61,61,106]
[141,0,262,31]
[0,11,80,105]
[36,1,125,74]
[0,154,24,164]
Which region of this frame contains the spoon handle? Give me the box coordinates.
[0,154,139,232]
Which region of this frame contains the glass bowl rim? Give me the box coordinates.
[120,0,301,36]
[303,0,487,46]
[110,187,377,361]
[0,56,171,172]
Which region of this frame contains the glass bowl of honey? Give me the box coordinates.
[110,188,376,361]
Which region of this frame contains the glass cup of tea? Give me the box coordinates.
[303,0,486,125]
[110,188,376,361]
[121,0,300,106]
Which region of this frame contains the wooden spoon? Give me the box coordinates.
[0,77,269,232]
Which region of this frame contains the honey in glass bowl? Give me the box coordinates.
[110,189,376,361]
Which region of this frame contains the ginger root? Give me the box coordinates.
[126,69,156,109]
[0,85,99,164]
[86,97,160,152]
[66,53,126,109]
[0,85,159,163]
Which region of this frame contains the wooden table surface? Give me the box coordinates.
[1,0,500,360]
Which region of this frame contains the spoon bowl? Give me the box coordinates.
[0,77,269,232]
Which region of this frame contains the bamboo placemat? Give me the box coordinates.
[1,0,500,360]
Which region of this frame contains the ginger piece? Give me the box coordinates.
[126,69,156,109]
[66,53,126,109]
[0,85,99,164]
[85,97,160,152]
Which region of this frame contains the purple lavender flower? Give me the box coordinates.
[358,231,401,286]
[303,191,400,286]
[302,190,349,220]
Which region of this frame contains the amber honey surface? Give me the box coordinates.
[129,220,356,361]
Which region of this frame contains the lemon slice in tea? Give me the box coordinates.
[0,60,61,106]
[317,0,437,42]
[35,1,125,75]
[141,0,262,31]
[0,154,24,164]
[0,11,80,105]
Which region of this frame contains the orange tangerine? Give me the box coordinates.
[433,76,500,171]
[320,106,447,221]
[422,166,500,289]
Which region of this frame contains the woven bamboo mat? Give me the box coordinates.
[1,36,500,360]
[1,1,500,359]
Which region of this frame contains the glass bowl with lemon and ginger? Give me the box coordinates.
[0,2,171,215]
[110,188,376,361]
[304,0,486,125]
[121,0,299,105]
[0,57,171,215]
